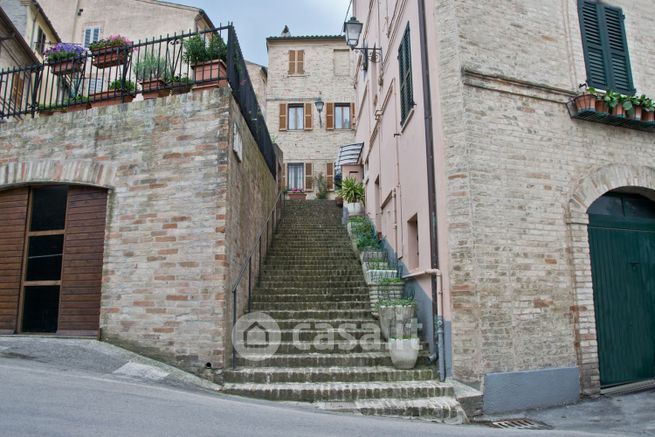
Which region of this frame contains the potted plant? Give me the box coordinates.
[621,94,642,121]
[38,102,65,117]
[90,79,136,108]
[169,75,193,95]
[377,296,414,341]
[338,177,365,216]
[388,335,420,370]
[183,34,228,90]
[287,188,306,200]
[641,95,655,123]
[603,90,624,117]
[89,35,133,69]
[64,95,91,112]
[574,86,597,113]
[134,53,171,99]
[44,43,86,75]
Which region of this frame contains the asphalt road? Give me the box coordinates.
[0,337,651,437]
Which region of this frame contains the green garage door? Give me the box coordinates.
[588,192,655,387]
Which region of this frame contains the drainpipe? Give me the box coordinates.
[418,0,446,381]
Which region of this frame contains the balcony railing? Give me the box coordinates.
[0,25,277,177]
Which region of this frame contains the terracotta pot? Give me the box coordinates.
[611,104,626,118]
[574,94,596,113]
[50,60,84,75]
[192,60,228,91]
[287,192,307,200]
[595,100,609,114]
[628,105,642,121]
[642,111,655,123]
[90,90,135,108]
[170,84,192,95]
[91,47,131,69]
[139,79,170,100]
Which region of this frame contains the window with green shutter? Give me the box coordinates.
[578,0,634,95]
[398,24,414,125]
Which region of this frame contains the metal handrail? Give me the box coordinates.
[231,191,284,369]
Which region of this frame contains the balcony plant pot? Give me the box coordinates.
[611,104,626,118]
[287,192,307,200]
[595,99,609,114]
[50,60,84,75]
[171,84,192,95]
[91,47,131,69]
[388,338,420,370]
[642,111,655,123]
[627,105,643,121]
[192,60,228,91]
[139,79,169,100]
[378,305,394,340]
[345,202,363,216]
[574,94,596,113]
[90,90,135,108]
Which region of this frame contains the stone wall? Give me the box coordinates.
[0,88,278,379]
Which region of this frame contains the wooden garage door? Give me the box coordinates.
[0,188,28,334]
[58,186,108,335]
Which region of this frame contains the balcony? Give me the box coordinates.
[567,96,655,133]
[0,26,276,177]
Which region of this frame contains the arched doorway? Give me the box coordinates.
[587,190,655,387]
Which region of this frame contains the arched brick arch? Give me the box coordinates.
[0,159,117,190]
[566,164,655,395]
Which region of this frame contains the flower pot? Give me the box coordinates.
[628,105,643,121]
[91,47,131,69]
[345,202,363,216]
[139,79,170,100]
[192,59,228,91]
[388,338,420,369]
[611,105,626,118]
[394,304,415,324]
[287,192,307,200]
[171,84,192,95]
[642,111,655,123]
[595,100,609,114]
[50,60,84,75]
[90,90,135,108]
[574,94,596,113]
[378,306,394,340]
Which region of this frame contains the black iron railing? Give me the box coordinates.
[0,25,277,177]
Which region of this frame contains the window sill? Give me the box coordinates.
[567,100,655,133]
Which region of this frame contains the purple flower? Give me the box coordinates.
[44,43,85,63]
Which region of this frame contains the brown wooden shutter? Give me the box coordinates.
[0,188,28,334]
[288,50,296,74]
[297,50,304,74]
[304,102,313,130]
[326,102,335,130]
[350,102,356,129]
[304,162,313,191]
[58,186,108,335]
[11,73,24,106]
[279,103,288,131]
[326,162,335,191]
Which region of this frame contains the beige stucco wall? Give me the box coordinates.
[39,0,212,44]
[266,37,355,199]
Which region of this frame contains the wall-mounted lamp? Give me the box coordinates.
[315,96,324,127]
[343,16,382,68]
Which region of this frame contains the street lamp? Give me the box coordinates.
[315,96,324,127]
[343,16,382,67]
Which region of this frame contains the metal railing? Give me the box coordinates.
[0,25,277,177]
[231,192,284,369]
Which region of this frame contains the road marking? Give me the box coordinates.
[113,362,169,381]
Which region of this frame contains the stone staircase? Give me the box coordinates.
[223,200,465,422]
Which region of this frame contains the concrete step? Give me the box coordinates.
[278,328,379,342]
[264,309,372,320]
[252,293,370,303]
[222,380,453,402]
[315,397,466,423]
[273,319,378,329]
[235,351,430,368]
[251,301,370,311]
[223,366,438,384]
[258,281,367,288]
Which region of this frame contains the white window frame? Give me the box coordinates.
[83,27,102,48]
[334,104,351,129]
[287,105,304,130]
[287,163,304,190]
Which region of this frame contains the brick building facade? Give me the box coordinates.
[266,34,356,198]
[353,0,655,412]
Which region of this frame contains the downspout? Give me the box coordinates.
[418,0,446,381]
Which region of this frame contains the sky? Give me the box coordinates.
[173,0,352,65]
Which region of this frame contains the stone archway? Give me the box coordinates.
[567,164,655,395]
[0,159,117,190]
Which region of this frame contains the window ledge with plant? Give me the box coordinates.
[568,86,655,132]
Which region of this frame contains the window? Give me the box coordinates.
[578,0,634,95]
[334,104,352,129]
[288,104,304,130]
[33,27,46,55]
[288,50,305,75]
[287,163,304,190]
[83,27,101,48]
[398,24,414,124]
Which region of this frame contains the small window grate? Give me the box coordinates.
[480,418,551,430]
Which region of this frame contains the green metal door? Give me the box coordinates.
[588,193,655,388]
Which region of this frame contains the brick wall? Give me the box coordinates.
[0,88,278,380]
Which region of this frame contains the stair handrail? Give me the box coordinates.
[231,190,284,369]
